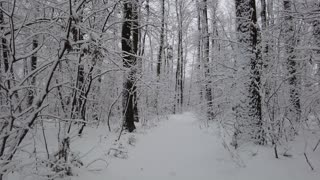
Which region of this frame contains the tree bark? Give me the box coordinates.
[313,2,320,85]
[157,0,165,77]
[0,2,4,106]
[283,0,301,129]
[122,0,139,132]
[174,0,184,113]
[196,0,203,104]
[201,0,213,120]
[234,0,264,144]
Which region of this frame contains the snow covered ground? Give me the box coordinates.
[6,112,320,179]
[70,112,320,180]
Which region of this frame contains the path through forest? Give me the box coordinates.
[75,112,320,180]
[106,112,230,180]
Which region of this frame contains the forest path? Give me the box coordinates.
[87,112,234,180]
[105,112,229,180]
[75,112,320,180]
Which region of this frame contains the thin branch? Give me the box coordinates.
[303,152,314,171]
[107,92,122,132]
[313,138,320,152]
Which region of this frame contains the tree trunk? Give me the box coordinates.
[196,0,203,104]
[283,0,301,131]
[122,0,139,132]
[234,0,264,144]
[27,2,40,107]
[154,0,165,114]
[0,2,4,106]
[157,0,165,78]
[70,25,85,122]
[201,0,213,120]
[313,2,320,86]
[27,38,38,106]
[174,0,184,113]
[132,0,139,122]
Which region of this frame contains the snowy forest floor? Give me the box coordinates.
[69,112,320,180]
[7,112,320,180]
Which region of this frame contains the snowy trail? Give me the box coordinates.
[104,112,228,180]
[77,112,234,180]
[75,112,320,180]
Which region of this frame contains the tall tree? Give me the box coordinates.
[174,0,184,113]
[132,0,139,122]
[283,0,301,131]
[260,0,269,100]
[234,0,264,144]
[27,2,39,107]
[201,0,213,120]
[157,0,165,77]
[122,0,139,132]
[70,2,85,123]
[0,2,9,89]
[154,0,165,114]
[196,0,203,104]
[0,2,6,106]
[313,2,320,84]
[0,1,8,159]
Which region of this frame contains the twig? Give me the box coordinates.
[107,92,122,132]
[304,152,314,171]
[85,158,108,168]
[117,91,131,141]
[117,121,125,141]
[313,138,320,152]
[274,143,279,159]
[41,120,50,160]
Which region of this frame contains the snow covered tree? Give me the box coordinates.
[201,0,214,120]
[157,0,165,78]
[233,0,264,145]
[122,0,140,132]
[283,0,301,133]
[174,0,185,113]
[313,2,320,81]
